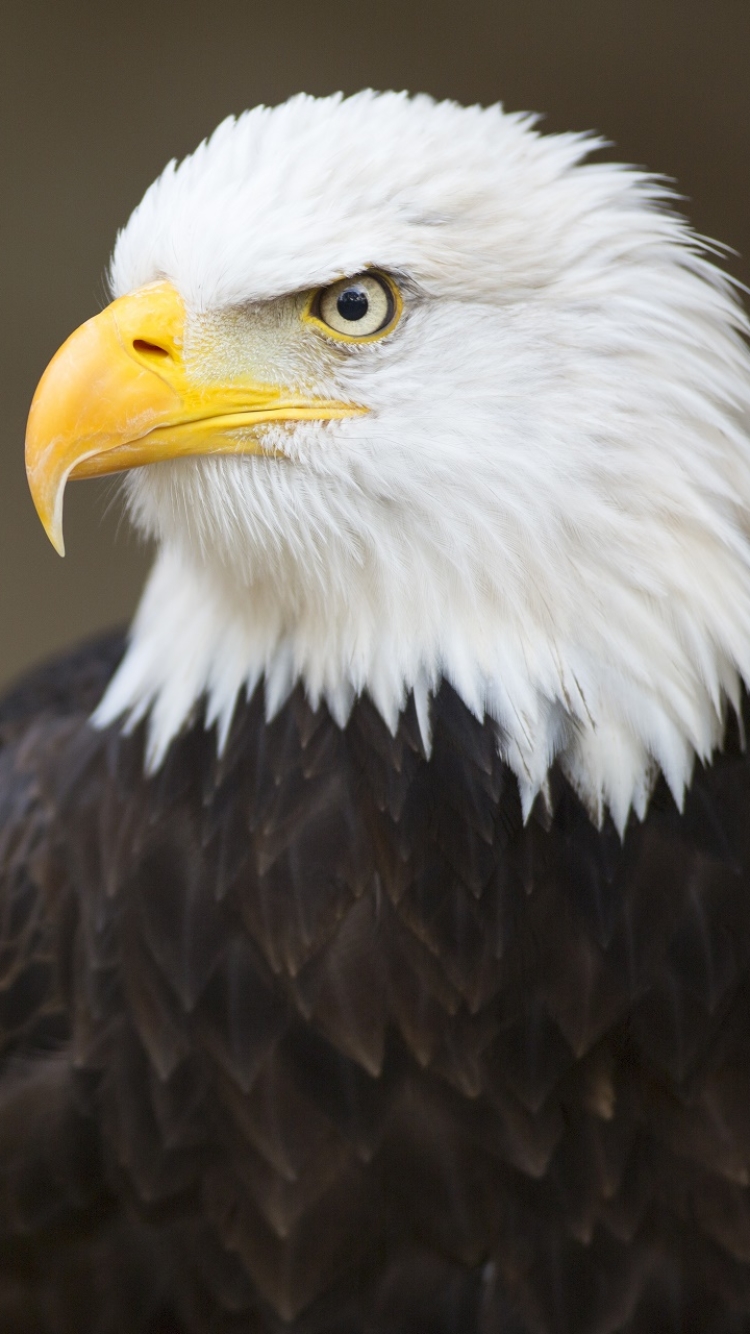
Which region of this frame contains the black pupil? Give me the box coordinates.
[336,286,369,322]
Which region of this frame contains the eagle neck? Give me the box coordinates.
[93,541,738,835]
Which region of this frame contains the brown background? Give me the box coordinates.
[2,0,749,690]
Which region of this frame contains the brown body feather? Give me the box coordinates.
[2,633,750,1332]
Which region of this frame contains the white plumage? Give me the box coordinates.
[94,90,750,832]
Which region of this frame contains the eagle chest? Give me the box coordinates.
[25,677,750,1328]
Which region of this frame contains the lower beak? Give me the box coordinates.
[25,281,364,555]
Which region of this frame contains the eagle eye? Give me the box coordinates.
[306,272,401,342]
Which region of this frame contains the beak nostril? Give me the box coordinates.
[132,339,171,358]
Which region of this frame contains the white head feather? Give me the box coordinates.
[93,90,750,832]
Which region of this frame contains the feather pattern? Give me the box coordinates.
[4,634,750,1330]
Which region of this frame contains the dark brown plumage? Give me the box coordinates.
[3,633,750,1332]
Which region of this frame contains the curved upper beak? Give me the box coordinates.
[25,281,364,555]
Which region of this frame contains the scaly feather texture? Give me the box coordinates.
[92,90,750,830]
[5,634,750,1332]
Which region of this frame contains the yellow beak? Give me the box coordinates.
[25,281,364,555]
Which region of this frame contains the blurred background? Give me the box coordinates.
[2,0,749,688]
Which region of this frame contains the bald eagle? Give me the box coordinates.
[5,90,750,1333]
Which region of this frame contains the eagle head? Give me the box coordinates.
[25,92,750,831]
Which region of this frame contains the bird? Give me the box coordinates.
[4,87,750,1333]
